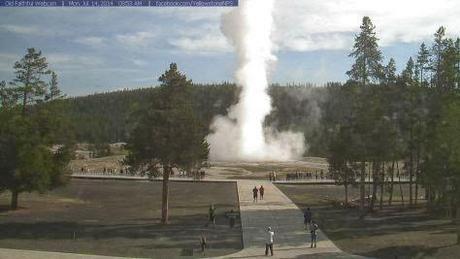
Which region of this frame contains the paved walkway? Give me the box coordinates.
[0,179,358,259]
[219,180,351,259]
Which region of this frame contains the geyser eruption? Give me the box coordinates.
[207,0,305,161]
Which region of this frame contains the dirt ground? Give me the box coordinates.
[69,154,329,180]
[70,155,126,173]
[206,158,328,180]
[0,179,242,258]
[277,184,459,259]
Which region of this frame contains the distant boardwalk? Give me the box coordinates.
[72,172,412,185]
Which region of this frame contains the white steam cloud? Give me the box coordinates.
[206,0,305,161]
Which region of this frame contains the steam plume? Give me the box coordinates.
[207,0,305,161]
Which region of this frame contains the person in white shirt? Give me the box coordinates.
[265,226,275,256]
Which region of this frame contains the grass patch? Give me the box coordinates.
[277,184,459,259]
[0,179,242,258]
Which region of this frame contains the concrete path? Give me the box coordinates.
[219,180,351,259]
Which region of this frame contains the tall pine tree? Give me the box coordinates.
[0,48,73,209]
[125,63,209,224]
[416,42,430,87]
[347,16,384,86]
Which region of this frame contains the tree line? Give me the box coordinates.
[324,16,460,229]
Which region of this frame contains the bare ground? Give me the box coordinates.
[277,184,459,259]
[0,179,242,258]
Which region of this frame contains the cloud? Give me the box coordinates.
[2,1,460,95]
[115,31,156,47]
[47,53,104,70]
[168,23,231,55]
[2,1,460,55]
[74,36,106,47]
[0,24,42,35]
[132,59,148,66]
[273,0,460,52]
[0,52,105,73]
[169,34,230,55]
[0,53,19,72]
[279,32,353,52]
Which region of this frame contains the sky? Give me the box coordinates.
[1,0,460,96]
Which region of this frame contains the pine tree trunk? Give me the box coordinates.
[389,161,395,206]
[379,162,384,210]
[369,162,378,212]
[415,153,420,205]
[409,129,414,207]
[11,189,18,210]
[344,183,349,206]
[22,89,27,115]
[456,207,460,245]
[161,165,170,224]
[427,184,433,208]
[398,163,404,207]
[360,162,366,218]
[368,164,371,199]
[409,163,413,206]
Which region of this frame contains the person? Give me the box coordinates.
[259,185,265,200]
[310,222,318,248]
[200,170,205,179]
[208,204,216,226]
[228,209,236,228]
[252,186,258,202]
[200,234,207,255]
[273,171,277,181]
[265,226,275,256]
[303,208,312,229]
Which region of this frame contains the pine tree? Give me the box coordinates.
[0,81,17,108]
[125,63,209,224]
[422,94,460,240]
[0,48,72,210]
[416,43,430,87]
[347,16,384,86]
[401,57,415,85]
[10,48,51,114]
[455,38,460,89]
[440,39,459,89]
[431,27,447,88]
[46,72,62,101]
[384,58,397,85]
[327,124,357,206]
